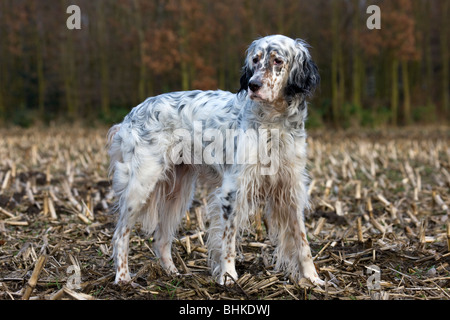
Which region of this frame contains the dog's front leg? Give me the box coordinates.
[293,212,325,286]
[268,200,324,286]
[218,182,239,285]
[219,215,238,285]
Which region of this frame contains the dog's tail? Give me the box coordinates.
[106,124,121,149]
[106,124,122,179]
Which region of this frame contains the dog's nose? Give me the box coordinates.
[248,79,262,92]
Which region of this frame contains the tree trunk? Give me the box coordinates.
[0,72,4,119]
[424,0,433,110]
[441,0,449,115]
[32,1,46,119]
[0,1,6,119]
[352,0,362,125]
[391,58,399,126]
[60,0,77,120]
[133,0,147,101]
[331,0,341,127]
[277,0,285,34]
[97,1,110,117]
[36,28,45,118]
[401,59,411,125]
[179,1,190,91]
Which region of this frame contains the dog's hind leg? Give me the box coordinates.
[111,145,165,285]
[153,165,197,274]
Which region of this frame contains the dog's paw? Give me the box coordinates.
[114,280,141,291]
[218,270,239,286]
[159,257,180,276]
[303,274,325,287]
[114,272,132,285]
[164,265,180,276]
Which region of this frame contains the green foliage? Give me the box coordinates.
[305,103,325,129]
[341,103,362,128]
[412,104,437,124]
[360,106,391,128]
[98,106,130,125]
[12,107,35,128]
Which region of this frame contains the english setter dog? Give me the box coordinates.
[107,35,324,286]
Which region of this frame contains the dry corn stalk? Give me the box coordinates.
[254,207,264,241]
[357,216,364,242]
[22,255,47,300]
[432,191,449,213]
[313,217,326,236]
[447,221,450,252]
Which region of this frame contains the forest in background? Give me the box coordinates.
[0,0,448,128]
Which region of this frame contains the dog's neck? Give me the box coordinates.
[240,94,308,132]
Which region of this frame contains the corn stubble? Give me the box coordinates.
[0,126,448,300]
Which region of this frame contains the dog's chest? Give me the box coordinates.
[238,128,307,192]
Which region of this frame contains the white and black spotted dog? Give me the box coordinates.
[107,35,324,286]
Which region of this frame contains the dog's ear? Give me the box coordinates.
[286,40,320,99]
[239,65,253,93]
[239,39,258,93]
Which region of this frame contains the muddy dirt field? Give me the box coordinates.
[0,126,449,300]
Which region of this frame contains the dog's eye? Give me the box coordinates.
[273,58,283,65]
[252,57,259,64]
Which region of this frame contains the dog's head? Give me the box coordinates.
[239,35,319,105]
